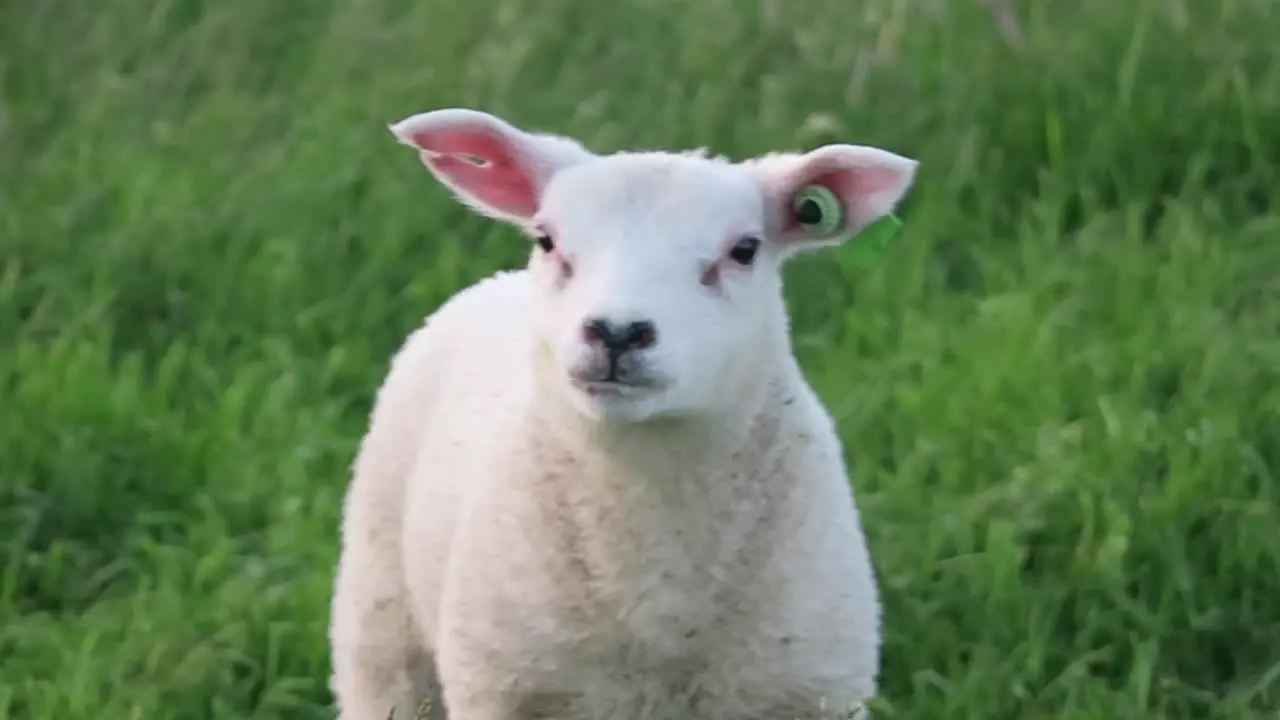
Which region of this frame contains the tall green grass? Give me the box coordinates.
[1,0,1277,717]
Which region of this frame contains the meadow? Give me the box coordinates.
[1,0,1278,717]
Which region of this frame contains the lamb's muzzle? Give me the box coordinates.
[581,317,657,354]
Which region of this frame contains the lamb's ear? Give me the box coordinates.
[741,144,918,252]
[389,108,595,224]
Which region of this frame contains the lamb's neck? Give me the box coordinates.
[527,376,799,597]
[542,372,795,501]
[587,417,756,483]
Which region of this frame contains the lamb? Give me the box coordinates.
[327,107,919,720]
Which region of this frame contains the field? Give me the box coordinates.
[2,0,1278,717]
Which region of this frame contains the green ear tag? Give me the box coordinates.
[793,184,903,267]
[846,213,903,267]
[793,184,845,236]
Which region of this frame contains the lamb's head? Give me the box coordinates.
[391,108,918,424]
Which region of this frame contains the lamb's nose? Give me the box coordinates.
[582,318,658,353]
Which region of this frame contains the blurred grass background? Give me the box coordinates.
[1,0,1278,717]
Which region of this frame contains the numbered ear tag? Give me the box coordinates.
[845,212,903,267]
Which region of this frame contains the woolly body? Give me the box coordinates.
[328,108,919,720]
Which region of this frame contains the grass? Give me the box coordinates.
[1,0,1278,717]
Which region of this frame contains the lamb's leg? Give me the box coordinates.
[331,327,445,719]
[437,658,578,720]
[330,437,438,717]
[329,484,431,720]
[391,653,443,719]
[436,691,567,720]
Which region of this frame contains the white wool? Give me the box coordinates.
[329,108,918,720]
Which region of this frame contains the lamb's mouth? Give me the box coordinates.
[570,377,657,398]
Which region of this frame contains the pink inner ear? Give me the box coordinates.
[781,165,901,233]
[410,129,539,218]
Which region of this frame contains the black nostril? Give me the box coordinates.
[623,321,657,350]
[582,318,658,352]
[582,319,615,347]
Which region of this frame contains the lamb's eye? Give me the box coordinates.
[535,234,555,253]
[793,184,845,236]
[728,236,761,266]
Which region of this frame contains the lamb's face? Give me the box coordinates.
[528,155,786,423]
[390,108,919,425]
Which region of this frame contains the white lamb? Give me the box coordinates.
[328,107,919,720]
